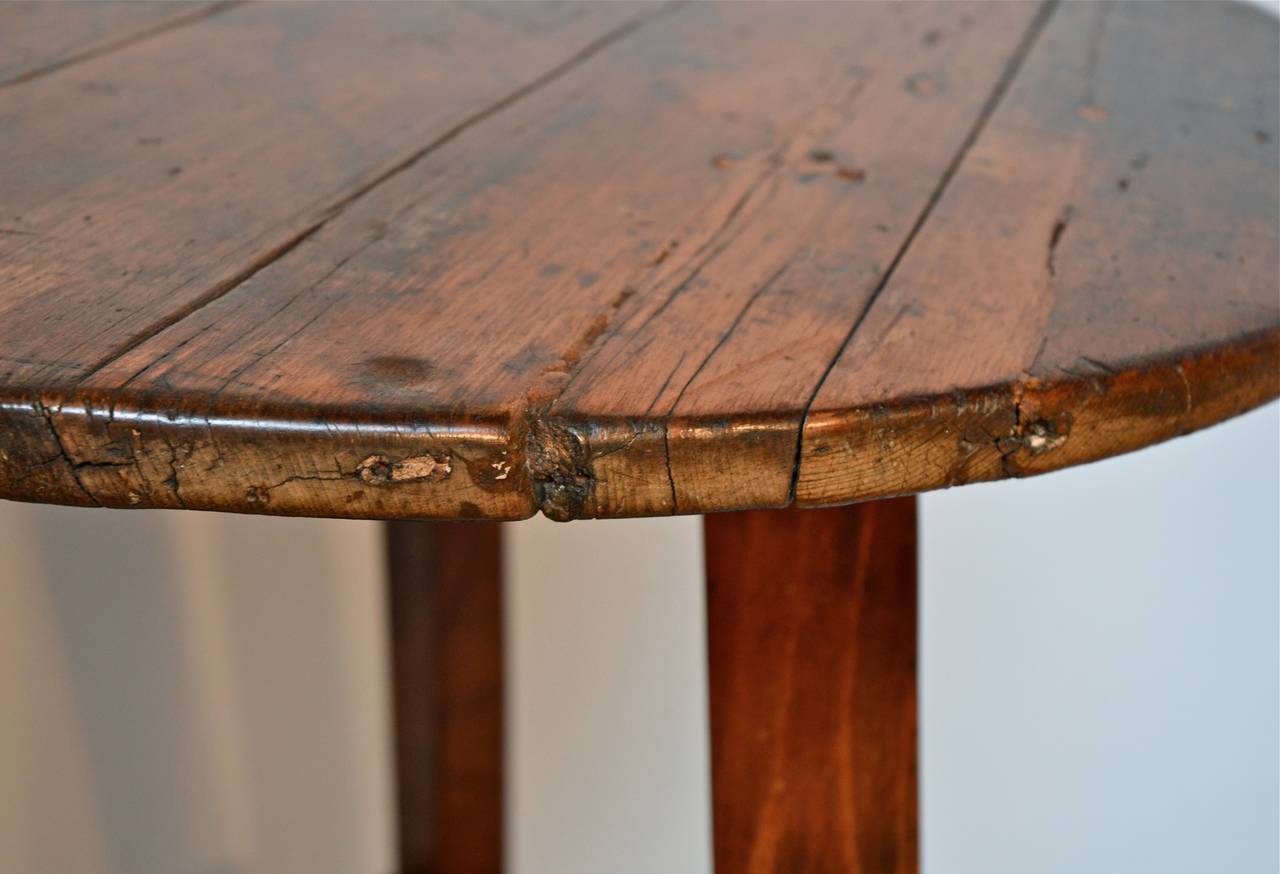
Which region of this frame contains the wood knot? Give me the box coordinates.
[526,418,591,521]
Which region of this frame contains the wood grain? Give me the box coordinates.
[0,1,234,89]
[0,2,1275,521]
[0,0,649,513]
[545,2,1047,519]
[705,499,918,874]
[797,0,1280,506]
[386,520,504,874]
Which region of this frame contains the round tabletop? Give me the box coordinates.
[1,0,1276,521]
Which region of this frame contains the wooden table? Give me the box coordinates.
[2,2,1276,871]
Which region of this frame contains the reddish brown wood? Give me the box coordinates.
[705,499,918,874]
[0,2,1275,521]
[0,1,234,89]
[0,0,648,516]
[797,1,1280,506]
[386,520,504,874]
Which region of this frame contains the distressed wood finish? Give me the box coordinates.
[386,521,504,874]
[0,0,648,514]
[0,1,234,89]
[797,0,1280,506]
[0,1,1276,521]
[706,499,918,874]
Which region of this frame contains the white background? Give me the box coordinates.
[2,400,1275,874]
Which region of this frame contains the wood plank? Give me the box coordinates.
[547,2,1048,519]
[0,1,644,385]
[0,1,234,89]
[797,0,1280,506]
[386,520,504,874]
[0,2,1275,521]
[0,1,650,509]
[4,2,1045,518]
[705,499,918,874]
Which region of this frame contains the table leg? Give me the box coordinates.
[385,520,504,874]
[704,498,918,874]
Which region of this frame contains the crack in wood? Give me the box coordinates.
[790,0,1061,504]
[67,2,685,391]
[1046,203,1074,277]
[33,399,100,506]
[0,1,244,91]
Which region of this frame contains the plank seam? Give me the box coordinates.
[0,1,244,91]
[660,256,795,513]
[785,0,1062,504]
[69,1,686,390]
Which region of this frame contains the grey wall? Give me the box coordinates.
[2,401,1275,874]
[920,402,1279,874]
[0,506,393,874]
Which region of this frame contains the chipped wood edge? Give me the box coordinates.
[2,330,1276,521]
[0,392,534,520]
[797,328,1280,508]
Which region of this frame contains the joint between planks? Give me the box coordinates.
[0,1,245,92]
[60,2,690,395]
[788,0,1062,505]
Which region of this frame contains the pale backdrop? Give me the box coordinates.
[2,400,1275,874]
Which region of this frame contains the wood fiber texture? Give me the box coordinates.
[706,500,918,874]
[386,520,504,874]
[1,1,1276,520]
[0,1,234,88]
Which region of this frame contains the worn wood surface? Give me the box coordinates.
[386,521,504,874]
[706,499,918,874]
[798,0,1280,505]
[1,1,1276,521]
[0,1,234,89]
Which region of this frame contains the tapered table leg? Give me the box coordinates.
[386,520,504,874]
[704,498,918,874]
